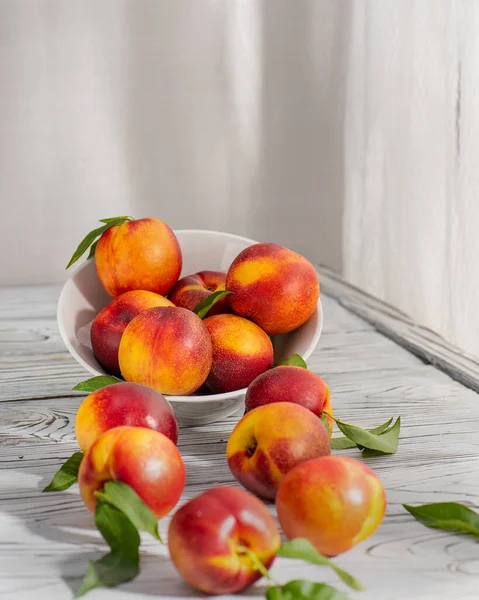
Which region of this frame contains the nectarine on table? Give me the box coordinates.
[276,455,386,557]
[168,485,281,594]
[168,270,231,316]
[75,382,178,453]
[90,290,174,377]
[203,314,274,393]
[226,402,331,499]
[78,425,185,519]
[245,365,334,435]
[226,242,319,335]
[118,306,213,396]
[95,217,182,297]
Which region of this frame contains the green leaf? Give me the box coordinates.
[267,580,350,600]
[76,502,140,597]
[193,290,232,319]
[66,217,130,269]
[275,354,308,369]
[330,417,394,450]
[277,539,364,592]
[95,481,162,541]
[326,413,400,455]
[403,502,479,536]
[87,240,98,259]
[73,375,121,393]
[43,452,84,492]
[99,216,131,224]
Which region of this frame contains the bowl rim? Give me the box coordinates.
[57,228,323,403]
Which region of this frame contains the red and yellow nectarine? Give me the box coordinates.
[245,366,334,436]
[118,306,213,396]
[226,402,331,499]
[90,290,174,377]
[276,455,386,557]
[95,217,182,297]
[203,314,274,393]
[226,242,319,335]
[75,382,178,453]
[78,426,185,519]
[168,486,281,594]
[168,270,230,316]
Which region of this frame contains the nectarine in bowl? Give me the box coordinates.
[57,230,323,426]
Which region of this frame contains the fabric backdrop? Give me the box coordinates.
[0,0,346,285]
[343,0,479,358]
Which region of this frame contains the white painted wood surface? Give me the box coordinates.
[2,276,479,599]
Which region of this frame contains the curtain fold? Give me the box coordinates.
[343,0,479,358]
[0,0,346,284]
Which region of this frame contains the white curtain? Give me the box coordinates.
[343,0,479,358]
[0,0,347,285]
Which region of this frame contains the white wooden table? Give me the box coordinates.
[2,268,479,600]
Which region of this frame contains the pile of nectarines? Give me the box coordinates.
[49,216,390,597]
[79,216,320,396]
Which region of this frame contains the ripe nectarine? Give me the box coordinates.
[95,217,182,297]
[226,242,319,335]
[118,306,213,396]
[276,455,386,556]
[78,426,185,519]
[203,314,274,393]
[226,402,331,499]
[90,290,174,377]
[168,485,281,594]
[75,382,178,453]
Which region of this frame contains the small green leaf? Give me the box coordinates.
[87,240,98,259]
[275,354,308,369]
[277,539,364,592]
[330,417,394,450]
[76,502,140,597]
[99,216,132,224]
[326,413,400,455]
[403,502,479,536]
[267,580,350,600]
[66,217,130,269]
[193,290,232,319]
[96,481,162,541]
[73,376,121,393]
[43,452,84,492]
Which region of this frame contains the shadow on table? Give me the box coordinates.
[54,548,268,598]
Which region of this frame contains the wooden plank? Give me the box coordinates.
[319,265,479,394]
[2,283,479,599]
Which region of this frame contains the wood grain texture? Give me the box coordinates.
[1,283,479,599]
[319,265,479,394]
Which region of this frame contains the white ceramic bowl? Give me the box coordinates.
[57,229,323,426]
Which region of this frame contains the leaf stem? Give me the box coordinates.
[237,545,276,583]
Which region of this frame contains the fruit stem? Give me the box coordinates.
[246,438,258,457]
[237,545,274,582]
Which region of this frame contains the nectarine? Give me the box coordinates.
[226,402,331,499]
[203,314,274,393]
[245,366,334,436]
[168,486,280,594]
[118,306,213,396]
[75,382,178,453]
[90,290,174,377]
[168,270,230,316]
[78,426,185,519]
[276,456,386,557]
[95,217,182,297]
[226,242,319,335]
